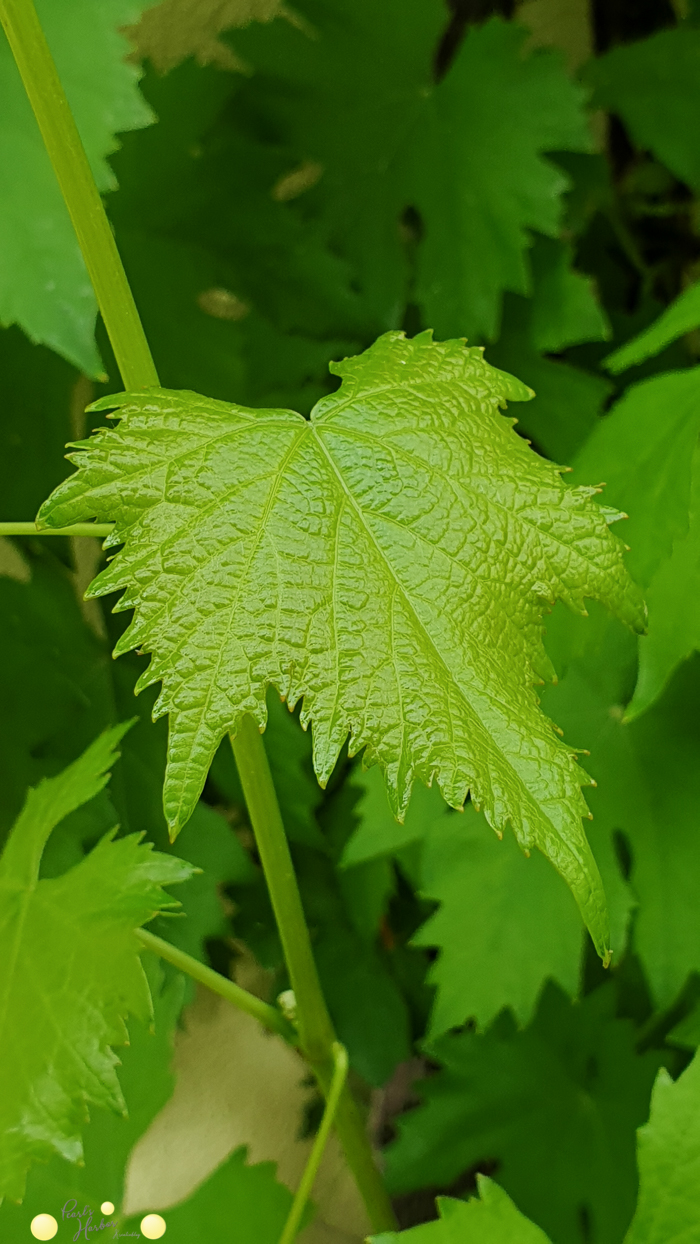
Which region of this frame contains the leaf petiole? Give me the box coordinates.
[135,928,297,1043]
[279,1042,349,1244]
[0,522,114,538]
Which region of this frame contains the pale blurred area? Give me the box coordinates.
[123,975,372,1243]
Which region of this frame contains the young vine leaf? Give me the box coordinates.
[38,331,645,956]
[371,1177,552,1243]
[0,725,194,1202]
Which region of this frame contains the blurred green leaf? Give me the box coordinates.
[371,1177,552,1244]
[0,727,194,1200]
[386,985,663,1244]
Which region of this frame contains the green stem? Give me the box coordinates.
[280,1042,349,1244]
[136,928,297,1043]
[0,0,158,390]
[0,522,114,538]
[231,716,397,1231]
[230,716,334,1061]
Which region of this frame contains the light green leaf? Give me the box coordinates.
[604,281,700,374]
[625,1050,700,1244]
[38,331,644,956]
[371,1177,552,1244]
[414,803,583,1036]
[0,957,185,1237]
[0,727,194,1201]
[0,0,154,372]
[586,28,700,192]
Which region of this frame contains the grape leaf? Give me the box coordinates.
[573,368,700,589]
[414,803,583,1036]
[38,331,644,956]
[528,237,610,356]
[573,370,700,715]
[586,28,700,192]
[542,605,700,1010]
[631,452,700,719]
[371,1177,552,1244]
[235,4,591,341]
[625,1050,700,1244]
[386,985,663,1244]
[0,726,194,1201]
[0,0,154,373]
[340,762,448,867]
[604,280,700,374]
[0,957,185,1238]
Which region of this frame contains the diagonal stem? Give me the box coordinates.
[0,522,114,538]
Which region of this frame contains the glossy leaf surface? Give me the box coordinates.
[39,331,644,953]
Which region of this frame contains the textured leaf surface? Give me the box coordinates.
[414,803,583,1036]
[0,728,193,1201]
[386,986,662,1244]
[372,1178,552,1244]
[625,1051,700,1244]
[0,0,153,372]
[587,29,700,192]
[39,332,644,954]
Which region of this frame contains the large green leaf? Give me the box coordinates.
[235,3,592,341]
[625,1050,700,1244]
[39,332,644,954]
[0,0,154,373]
[371,1177,552,1244]
[586,29,700,192]
[386,985,663,1244]
[0,727,194,1201]
[414,803,583,1036]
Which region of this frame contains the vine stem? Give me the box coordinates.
[0,522,114,538]
[2,0,397,1232]
[279,1042,349,1244]
[135,928,297,1043]
[0,0,158,391]
[231,717,397,1231]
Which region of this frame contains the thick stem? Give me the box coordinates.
[231,716,397,1231]
[135,928,296,1043]
[0,0,158,390]
[0,522,114,538]
[230,715,335,1062]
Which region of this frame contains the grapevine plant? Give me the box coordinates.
[2,1,700,1242]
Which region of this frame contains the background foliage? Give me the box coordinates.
[2,0,700,1240]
